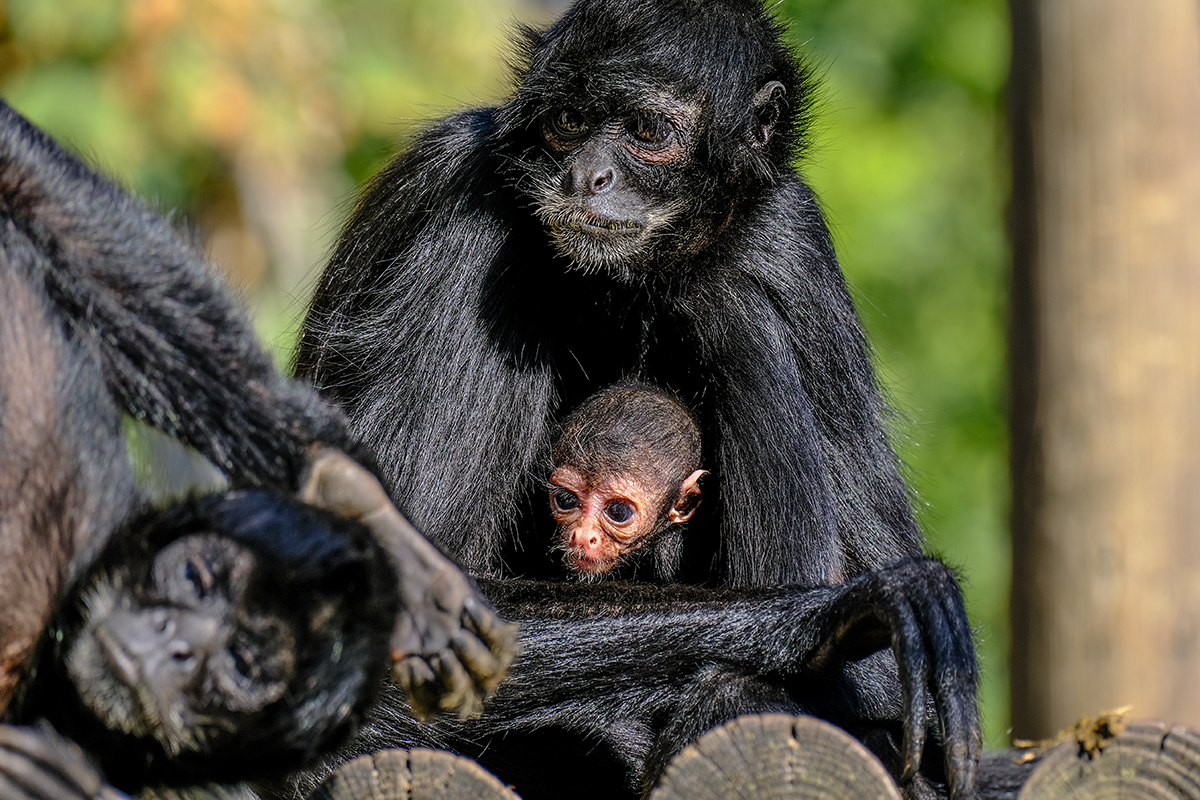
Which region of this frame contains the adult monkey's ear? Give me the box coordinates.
[751,80,786,147]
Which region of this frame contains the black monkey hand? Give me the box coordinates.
[0,724,127,800]
[300,449,518,718]
[802,558,980,800]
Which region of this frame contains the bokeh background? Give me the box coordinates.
[0,0,1012,745]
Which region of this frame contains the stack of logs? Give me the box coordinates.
[311,713,1200,800]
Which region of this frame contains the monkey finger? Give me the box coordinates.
[0,749,93,800]
[463,598,519,666]
[942,700,980,800]
[0,726,102,800]
[390,612,420,660]
[888,601,928,785]
[431,649,483,718]
[450,628,507,694]
[0,774,46,800]
[392,657,442,720]
[0,776,34,800]
[936,685,980,800]
[933,595,981,800]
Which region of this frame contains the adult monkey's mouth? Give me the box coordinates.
[570,211,643,234]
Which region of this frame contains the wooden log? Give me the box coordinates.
[1016,720,1200,799]
[648,713,902,800]
[309,748,520,800]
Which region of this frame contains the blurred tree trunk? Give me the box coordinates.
[1009,0,1200,738]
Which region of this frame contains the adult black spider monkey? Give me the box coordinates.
[293,0,980,798]
[0,99,515,798]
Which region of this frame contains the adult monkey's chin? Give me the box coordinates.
[550,223,656,280]
[64,581,151,739]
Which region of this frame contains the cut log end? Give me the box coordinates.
[1017,720,1200,800]
[649,713,903,800]
[310,748,521,800]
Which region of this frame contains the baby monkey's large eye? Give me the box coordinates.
[604,500,634,524]
[552,488,580,512]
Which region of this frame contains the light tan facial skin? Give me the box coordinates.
[548,465,706,576]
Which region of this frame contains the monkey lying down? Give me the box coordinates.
[0,99,515,798]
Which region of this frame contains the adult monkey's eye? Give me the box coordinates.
[605,500,634,524]
[550,108,587,138]
[552,489,580,511]
[629,113,671,147]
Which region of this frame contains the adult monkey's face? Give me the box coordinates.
[515,75,789,281]
[528,89,705,275]
[43,490,398,786]
[500,0,795,282]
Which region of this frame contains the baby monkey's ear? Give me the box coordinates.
[668,469,707,524]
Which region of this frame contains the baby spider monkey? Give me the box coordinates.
[549,383,706,582]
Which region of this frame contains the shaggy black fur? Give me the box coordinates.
[278,563,975,800]
[0,93,354,720]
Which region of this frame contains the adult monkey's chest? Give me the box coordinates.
[550,288,702,415]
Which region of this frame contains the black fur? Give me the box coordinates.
[294,0,979,797]
[0,100,355,493]
[279,561,974,800]
[0,97,399,796]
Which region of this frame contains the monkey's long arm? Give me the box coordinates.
[0,100,335,491]
[293,560,977,800]
[484,560,979,798]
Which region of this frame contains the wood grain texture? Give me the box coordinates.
[648,713,902,800]
[1017,720,1200,799]
[311,748,519,800]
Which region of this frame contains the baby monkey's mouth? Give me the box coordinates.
[553,542,620,579]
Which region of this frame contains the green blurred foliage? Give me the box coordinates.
[0,0,1012,747]
[780,0,1011,746]
[0,0,533,346]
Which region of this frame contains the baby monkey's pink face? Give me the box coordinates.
[548,464,704,578]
